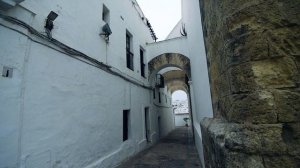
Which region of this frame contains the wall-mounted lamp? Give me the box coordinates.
[100,23,112,42]
[45,11,58,38]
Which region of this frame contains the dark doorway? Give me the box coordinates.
[145,107,150,142]
[123,110,130,141]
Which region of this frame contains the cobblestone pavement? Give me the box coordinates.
[116,127,202,168]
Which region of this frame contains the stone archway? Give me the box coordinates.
[162,70,189,94]
[148,52,195,139]
[148,53,191,79]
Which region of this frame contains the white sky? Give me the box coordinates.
[136,0,182,40]
[172,90,187,101]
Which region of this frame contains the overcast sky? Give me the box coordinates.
[136,0,182,40]
[172,90,187,101]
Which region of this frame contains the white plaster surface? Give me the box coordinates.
[182,0,214,166]
[0,23,28,168]
[0,0,176,167]
[153,87,175,138]
[0,0,213,167]
[175,114,191,127]
[146,36,189,62]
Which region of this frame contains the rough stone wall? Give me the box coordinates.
[199,0,300,167]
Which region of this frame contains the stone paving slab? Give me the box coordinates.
[116,127,202,168]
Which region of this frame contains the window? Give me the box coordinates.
[126,31,134,70]
[153,89,156,99]
[123,110,130,141]
[102,4,110,24]
[140,48,145,77]
[2,66,13,78]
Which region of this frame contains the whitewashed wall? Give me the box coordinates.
[182,0,214,167]
[175,114,191,127]
[152,87,174,138]
[0,0,176,167]
[0,24,27,168]
[17,0,152,82]
[146,36,189,63]
[0,0,212,167]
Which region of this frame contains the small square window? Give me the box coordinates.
[102,4,110,24]
[2,66,13,78]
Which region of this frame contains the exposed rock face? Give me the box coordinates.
[199,0,300,167]
[201,118,300,168]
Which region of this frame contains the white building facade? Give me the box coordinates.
[0,0,213,167]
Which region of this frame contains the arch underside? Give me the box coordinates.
[148,53,191,79]
[148,53,191,92]
[163,70,189,94]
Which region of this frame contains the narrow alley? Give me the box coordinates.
[117,127,202,168]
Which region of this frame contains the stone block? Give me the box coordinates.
[202,118,227,143]
[282,123,300,158]
[223,123,287,155]
[217,73,231,98]
[225,34,250,66]
[227,91,277,124]
[293,57,300,85]
[224,152,264,168]
[252,57,298,89]
[219,96,232,119]
[264,29,300,58]
[273,89,300,122]
[227,63,255,94]
[263,156,299,168]
[200,118,290,168]
[201,118,226,168]
[258,124,287,155]
[224,125,262,153]
[294,56,300,69]
[225,31,273,64]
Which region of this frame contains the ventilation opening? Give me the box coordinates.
[2,67,13,78]
[102,4,110,24]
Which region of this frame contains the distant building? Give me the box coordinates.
[173,99,191,127]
